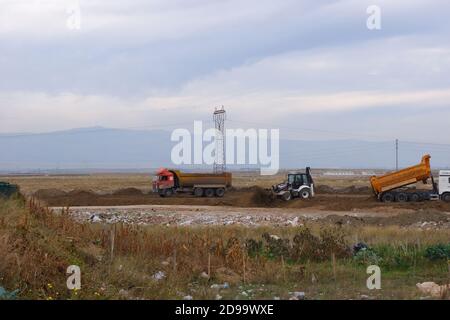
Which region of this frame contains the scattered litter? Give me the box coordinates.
[200,272,210,279]
[89,214,102,223]
[152,271,166,281]
[416,282,449,298]
[118,289,129,298]
[211,282,230,290]
[183,295,193,300]
[289,291,305,300]
[287,217,299,226]
[352,242,369,254]
[0,287,18,300]
[215,294,222,300]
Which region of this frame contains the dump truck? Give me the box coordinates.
[0,182,19,198]
[271,167,315,201]
[370,154,450,202]
[153,168,232,197]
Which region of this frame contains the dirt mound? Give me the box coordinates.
[250,187,276,207]
[67,189,97,197]
[339,186,371,195]
[34,189,67,198]
[315,185,371,195]
[315,185,336,194]
[112,188,144,196]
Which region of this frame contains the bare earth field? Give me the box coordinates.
[2,172,449,228]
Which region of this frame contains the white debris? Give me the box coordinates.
[270,235,280,241]
[417,282,449,298]
[287,217,299,226]
[90,214,102,223]
[152,271,166,281]
[290,291,305,300]
[183,295,193,300]
[200,272,210,279]
[118,289,129,298]
[211,282,230,290]
[215,294,222,300]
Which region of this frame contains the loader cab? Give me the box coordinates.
[287,173,311,189]
[439,170,450,201]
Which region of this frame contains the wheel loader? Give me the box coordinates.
[271,167,315,201]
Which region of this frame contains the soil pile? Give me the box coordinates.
[34,189,67,198]
[250,187,276,207]
[112,188,145,196]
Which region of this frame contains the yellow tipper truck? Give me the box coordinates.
[370,155,450,202]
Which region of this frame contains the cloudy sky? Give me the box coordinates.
[1,0,450,143]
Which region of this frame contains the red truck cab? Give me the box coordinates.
[152,168,175,195]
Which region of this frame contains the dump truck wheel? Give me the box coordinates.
[282,192,292,201]
[381,192,394,202]
[410,193,421,202]
[215,188,225,197]
[205,188,215,198]
[194,188,204,197]
[443,193,450,203]
[300,189,311,199]
[396,193,408,202]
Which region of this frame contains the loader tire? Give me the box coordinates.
[282,192,292,201]
[300,189,311,199]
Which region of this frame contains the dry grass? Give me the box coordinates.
[0,196,449,300]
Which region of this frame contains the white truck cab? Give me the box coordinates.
[439,170,450,202]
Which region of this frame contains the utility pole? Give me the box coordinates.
[395,139,399,171]
[213,106,226,173]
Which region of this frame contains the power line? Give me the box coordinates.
[227,118,450,148]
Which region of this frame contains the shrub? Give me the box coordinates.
[353,248,382,266]
[424,243,450,261]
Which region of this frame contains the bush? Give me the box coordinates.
[424,243,450,261]
[353,248,382,266]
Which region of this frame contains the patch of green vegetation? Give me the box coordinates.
[424,243,450,261]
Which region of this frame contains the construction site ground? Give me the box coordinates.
[2,173,449,229]
[0,172,446,229]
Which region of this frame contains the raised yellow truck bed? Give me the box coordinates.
[370,155,433,202]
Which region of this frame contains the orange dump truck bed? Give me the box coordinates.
[370,155,432,196]
[172,170,232,188]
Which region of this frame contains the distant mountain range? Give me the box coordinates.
[0,127,449,172]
